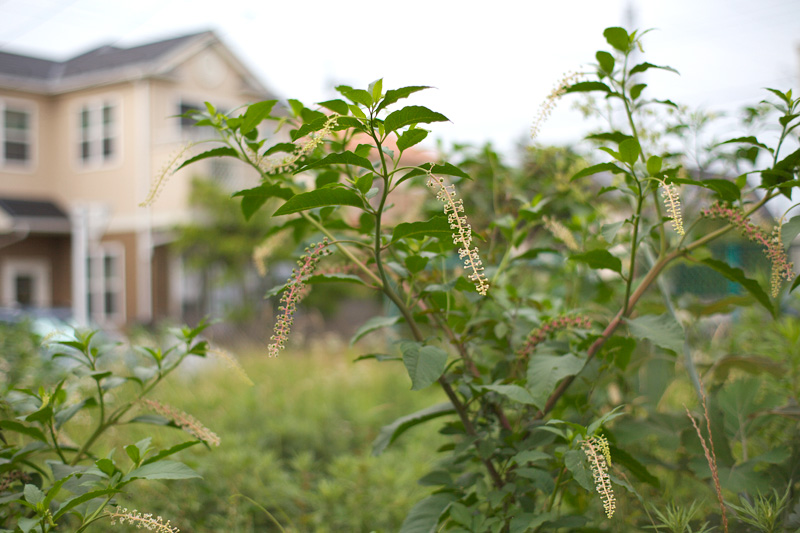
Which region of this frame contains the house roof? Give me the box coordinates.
[0,30,271,97]
[0,198,70,234]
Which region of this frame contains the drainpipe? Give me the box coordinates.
[71,206,88,326]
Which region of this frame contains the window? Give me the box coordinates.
[179,101,202,130]
[1,101,34,167]
[77,100,118,166]
[86,244,125,323]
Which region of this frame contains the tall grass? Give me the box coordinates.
[112,341,445,532]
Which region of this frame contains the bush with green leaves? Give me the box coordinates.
[0,322,217,532]
[155,25,800,531]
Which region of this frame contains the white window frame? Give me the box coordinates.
[75,96,121,169]
[1,258,51,308]
[0,98,36,170]
[87,242,125,324]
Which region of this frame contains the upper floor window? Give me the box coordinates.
[78,100,118,166]
[1,100,34,168]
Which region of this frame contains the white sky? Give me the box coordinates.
[1,0,798,156]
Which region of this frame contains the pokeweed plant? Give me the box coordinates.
[158,25,799,531]
[0,322,219,532]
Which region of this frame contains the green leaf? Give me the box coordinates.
[294,150,374,174]
[569,250,622,273]
[142,441,200,465]
[233,183,294,221]
[317,99,349,115]
[335,85,373,107]
[701,258,775,316]
[571,162,625,181]
[511,450,552,465]
[392,216,452,243]
[384,105,449,134]
[564,81,611,94]
[586,131,633,144]
[350,316,402,345]
[716,135,772,153]
[370,78,383,102]
[601,220,625,243]
[273,188,363,216]
[782,215,800,248]
[372,402,455,455]
[564,449,594,491]
[596,51,615,74]
[400,341,448,391]
[397,128,429,152]
[629,62,679,76]
[306,273,366,286]
[399,493,456,533]
[619,138,641,165]
[23,484,44,505]
[53,489,120,520]
[610,446,660,487]
[526,354,586,409]
[0,420,47,442]
[240,100,277,135]
[481,384,538,405]
[626,314,685,354]
[376,85,431,114]
[604,27,630,52]
[122,460,201,482]
[405,255,429,274]
[630,83,646,100]
[702,179,741,202]
[175,147,238,172]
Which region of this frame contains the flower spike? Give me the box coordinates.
[426,174,489,295]
[581,435,616,519]
[269,239,331,356]
[659,179,684,235]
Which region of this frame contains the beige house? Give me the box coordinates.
[0,30,274,327]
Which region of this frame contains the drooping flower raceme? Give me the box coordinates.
[517,314,592,359]
[109,507,179,532]
[269,239,331,356]
[702,202,794,297]
[530,71,582,140]
[659,179,685,235]
[141,399,220,447]
[249,115,338,176]
[542,215,579,251]
[581,434,616,519]
[140,142,195,207]
[427,174,489,295]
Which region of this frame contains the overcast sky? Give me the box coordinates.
[1,0,798,157]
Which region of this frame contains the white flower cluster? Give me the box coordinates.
[427,174,489,295]
[109,507,179,532]
[581,435,616,519]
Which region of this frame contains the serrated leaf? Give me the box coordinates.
[294,150,374,174]
[122,460,201,482]
[571,162,625,181]
[233,183,294,221]
[372,402,455,455]
[392,216,451,243]
[399,493,456,533]
[350,316,402,345]
[526,354,586,409]
[400,341,448,391]
[569,250,622,273]
[481,384,538,405]
[564,81,611,94]
[384,106,449,134]
[175,147,238,172]
[701,258,775,316]
[397,128,429,152]
[375,85,431,114]
[273,188,363,216]
[626,314,685,354]
[240,100,277,135]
